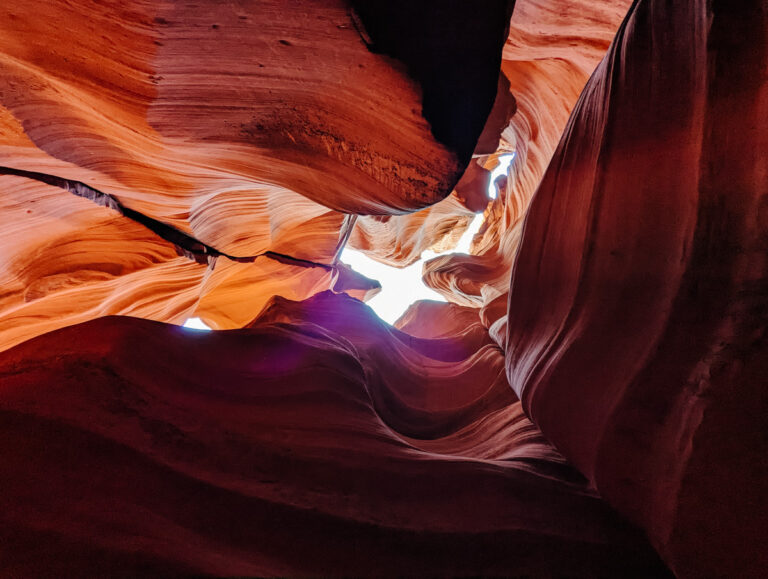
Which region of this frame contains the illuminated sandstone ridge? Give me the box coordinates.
[1,0,767,577]
[0,0,510,350]
[0,0,632,350]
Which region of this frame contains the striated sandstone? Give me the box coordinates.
[506,0,768,575]
[1,0,766,576]
[0,295,671,577]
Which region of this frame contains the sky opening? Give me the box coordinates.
[182,317,212,330]
[340,153,515,324]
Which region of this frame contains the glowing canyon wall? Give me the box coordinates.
[1,0,766,577]
[0,0,510,350]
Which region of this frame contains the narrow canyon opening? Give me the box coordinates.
[0,2,765,578]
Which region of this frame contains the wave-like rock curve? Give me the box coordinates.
[0,293,671,577]
[506,0,768,575]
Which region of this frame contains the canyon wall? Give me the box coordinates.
[507,0,768,576]
[0,293,671,577]
[0,0,766,576]
[0,0,511,351]
[423,0,632,315]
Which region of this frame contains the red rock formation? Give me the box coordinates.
[0,0,630,346]
[0,0,510,351]
[1,0,766,576]
[506,0,768,576]
[424,0,632,314]
[0,295,671,577]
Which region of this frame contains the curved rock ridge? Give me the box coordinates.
[394,299,486,340]
[422,0,633,313]
[250,291,514,439]
[0,303,671,577]
[506,0,768,576]
[0,0,510,216]
[0,175,206,351]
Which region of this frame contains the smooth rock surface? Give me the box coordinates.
[506,1,768,576]
[0,298,671,577]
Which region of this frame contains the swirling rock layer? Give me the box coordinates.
[0,0,512,351]
[0,294,671,577]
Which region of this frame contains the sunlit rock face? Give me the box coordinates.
[0,0,510,351]
[507,0,768,576]
[1,0,767,577]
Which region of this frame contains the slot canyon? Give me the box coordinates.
[0,0,766,577]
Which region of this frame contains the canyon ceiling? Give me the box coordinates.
[0,0,766,577]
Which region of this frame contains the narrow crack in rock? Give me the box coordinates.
[0,166,338,271]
